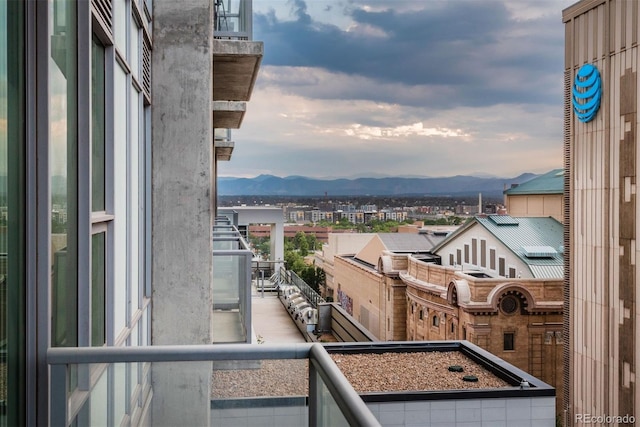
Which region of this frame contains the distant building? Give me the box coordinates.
[325,216,565,416]
[314,233,377,300]
[433,215,564,279]
[503,169,564,223]
[332,233,444,340]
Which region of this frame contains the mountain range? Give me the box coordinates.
[218,173,539,197]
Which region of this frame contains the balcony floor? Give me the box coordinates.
[251,286,306,344]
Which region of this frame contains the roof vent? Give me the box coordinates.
[522,246,558,258]
[488,215,519,226]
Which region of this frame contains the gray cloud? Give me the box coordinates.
[255,0,565,108]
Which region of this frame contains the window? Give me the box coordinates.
[509,267,516,278]
[91,232,106,346]
[499,257,506,276]
[92,35,105,212]
[464,244,469,263]
[50,0,78,349]
[432,315,439,327]
[1,1,26,423]
[504,332,515,351]
[500,295,519,315]
[419,309,423,320]
[480,240,486,267]
[472,238,477,265]
[449,253,454,265]
[490,249,496,270]
[456,249,461,265]
[91,35,108,347]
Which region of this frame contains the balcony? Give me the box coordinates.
[213,0,263,129]
[212,220,252,343]
[214,128,234,161]
[47,343,381,426]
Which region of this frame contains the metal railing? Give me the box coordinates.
[214,0,252,40]
[47,343,381,427]
[280,267,326,308]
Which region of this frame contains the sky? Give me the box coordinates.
[218,0,576,179]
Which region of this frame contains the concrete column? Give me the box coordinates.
[151,1,213,425]
[270,222,284,265]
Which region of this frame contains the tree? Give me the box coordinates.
[293,231,309,256]
[301,264,325,294]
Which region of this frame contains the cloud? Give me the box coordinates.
[225,0,572,179]
[254,0,568,108]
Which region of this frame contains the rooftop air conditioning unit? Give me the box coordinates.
[306,308,318,325]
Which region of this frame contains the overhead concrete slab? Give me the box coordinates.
[213,39,263,101]
[213,100,246,128]
[214,140,234,161]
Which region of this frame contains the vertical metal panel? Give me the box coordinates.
[565,23,573,70]
[610,0,617,53]
[25,1,37,424]
[35,0,51,424]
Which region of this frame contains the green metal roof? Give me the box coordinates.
[475,215,564,278]
[503,169,564,195]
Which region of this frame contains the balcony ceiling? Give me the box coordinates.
[213,39,264,102]
[214,140,234,161]
[213,101,246,129]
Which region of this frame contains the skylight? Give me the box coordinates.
[522,246,558,258]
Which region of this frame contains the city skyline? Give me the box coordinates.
[219,0,575,179]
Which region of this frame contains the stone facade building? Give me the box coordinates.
[328,216,565,416]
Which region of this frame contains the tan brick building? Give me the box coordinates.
[329,218,565,415]
[332,233,442,341]
[503,168,564,223]
[400,256,563,415]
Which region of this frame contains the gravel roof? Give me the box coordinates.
[211,350,510,399]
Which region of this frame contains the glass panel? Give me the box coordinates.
[50,0,78,350]
[114,0,127,51]
[0,0,25,425]
[314,369,349,427]
[91,36,105,212]
[130,89,139,316]
[212,254,240,308]
[113,64,127,335]
[211,359,308,425]
[113,362,127,425]
[130,18,139,80]
[89,369,108,426]
[91,232,105,346]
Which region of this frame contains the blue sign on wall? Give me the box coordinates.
[572,64,601,123]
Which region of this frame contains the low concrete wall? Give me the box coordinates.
[318,303,377,342]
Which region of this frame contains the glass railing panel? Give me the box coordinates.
[212,254,241,308]
[48,344,379,427]
[214,0,251,39]
[314,369,349,427]
[211,358,308,426]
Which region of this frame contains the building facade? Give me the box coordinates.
[564,0,640,423]
[2,0,262,424]
[433,215,564,280]
[327,225,565,415]
[504,169,564,223]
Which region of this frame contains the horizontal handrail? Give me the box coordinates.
[48,343,382,426]
[47,343,313,364]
